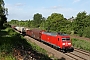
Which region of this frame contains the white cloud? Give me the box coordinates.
[29,7,79,19]
[5,3,80,21]
[51,6,63,9]
[15,3,25,7]
[5,3,29,21]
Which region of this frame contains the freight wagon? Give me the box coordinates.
[11,25,16,29]
[30,28,45,40]
[15,26,26,34]
[26,28,32,37]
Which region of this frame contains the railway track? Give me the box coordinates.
[25,35,90,60]
[14,29,90,60]
[65,48,90,60]
[74,48,90,56]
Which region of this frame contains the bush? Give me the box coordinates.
[83,27,90,38]
[72,38,90,52]
[3,23,11,28]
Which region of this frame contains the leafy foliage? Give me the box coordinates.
[72,11,90,37]
[33,13,43,27]
[0,0,8,29]
[72,38,90,52]
[44,13,71,34]
[83,27,90,38]
[8,11,90,38]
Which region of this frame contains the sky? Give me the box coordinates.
[4,0,90,21]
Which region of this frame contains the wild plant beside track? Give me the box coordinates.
[72,38,90,52]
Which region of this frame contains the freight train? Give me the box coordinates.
[11,26,74,52]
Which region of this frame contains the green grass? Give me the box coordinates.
[0,27,67,60]
[0,27,52,60]
[72,38,90,52]
[0,54,16,60]
[30,42,47,54]
[0,27,17,60]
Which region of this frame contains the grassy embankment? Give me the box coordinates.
[0,27,52,60]
[72,38,90,52]
[2,27,90,60]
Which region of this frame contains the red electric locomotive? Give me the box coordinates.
[41,32,74,52]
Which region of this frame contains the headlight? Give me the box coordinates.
[68,43,71,45]
[63,43,65,45]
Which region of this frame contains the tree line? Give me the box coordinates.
[0,0,8,29]
[8,11,90,38]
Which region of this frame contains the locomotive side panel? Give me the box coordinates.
[41,32,59,47]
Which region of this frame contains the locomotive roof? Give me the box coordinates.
[31,28,45,32]
[32,28,43,31]
[43,32,57,36]
[43,32,69,36]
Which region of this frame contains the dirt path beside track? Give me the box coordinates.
[70,35,90,42]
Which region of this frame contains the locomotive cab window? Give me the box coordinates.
[62,38,70,41]
[58,38,59,41]
[66,38,70,40]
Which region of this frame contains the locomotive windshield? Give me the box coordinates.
[62,38,70,41]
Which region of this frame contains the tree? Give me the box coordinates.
[46,13,65,31]
[0,0,8,29]
[72,11,90,37]
[9,20,19,26]
[44,13,71,33]
[73,11,87,34]
[81,14,90,38]
[40,17,46,29]
[33,13,42,27]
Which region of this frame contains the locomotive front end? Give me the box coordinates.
[62,37,74,52]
